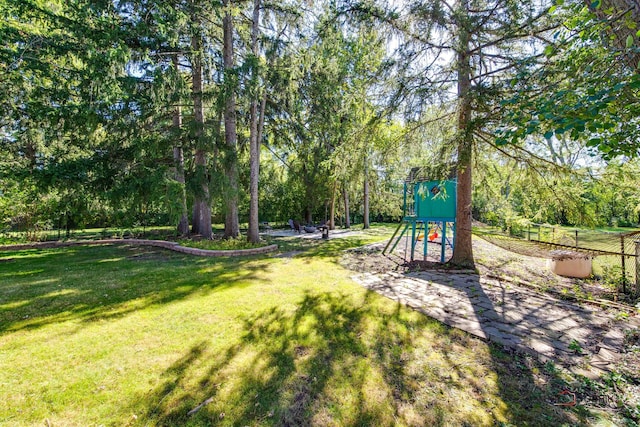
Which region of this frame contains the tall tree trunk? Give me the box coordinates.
[173,143,190,236]
[363,151,370,229]
[172,55,189,236]
[301,163,313,224]
[258,91,267,143]
[330,180,337,230]
[223,0,239,238]
[247,0,262,243]
[190,22,212,239]
[25,137,37,170]
[451,5,474,267]
[304,189,313,225]
[305,206,312,225]
[343,184,351,229]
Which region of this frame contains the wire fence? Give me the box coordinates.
[508,224,640,295]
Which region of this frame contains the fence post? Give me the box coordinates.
[635,239,640,297]
[538,225,541,241]
[552,227,555,243]
[527,225,530,241]
[575,230,579,248]
[621,235,627,295]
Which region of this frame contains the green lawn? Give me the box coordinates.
[1,226,593,426]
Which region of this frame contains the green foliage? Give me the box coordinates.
[2,0,639,246]
[473,147,640,229]
[568,339,583,354]
[497,1,640,159]
[601,265,625,293]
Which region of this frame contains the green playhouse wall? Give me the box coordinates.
[414,180,457,220]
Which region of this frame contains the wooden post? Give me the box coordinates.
[538,225,541,241]
[552,227,555,243]
[575,230,579,248]
[527,225,530,241]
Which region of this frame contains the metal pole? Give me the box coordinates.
[621,235,627,295]
[575,230,579,248]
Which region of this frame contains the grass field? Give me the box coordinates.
[0,225,601,426]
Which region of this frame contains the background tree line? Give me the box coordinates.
[1,0,639,265]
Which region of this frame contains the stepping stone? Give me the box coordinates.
[351,268,628,375]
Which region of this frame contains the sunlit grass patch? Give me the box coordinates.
[0,234,590,426]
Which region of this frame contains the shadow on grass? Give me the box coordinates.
[368,266,598,425]
[298,237,375,260]
[133,290,579,426]
[267,234,382,264]
[0,245,271,334]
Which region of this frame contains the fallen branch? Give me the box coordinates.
[187,396,215,416]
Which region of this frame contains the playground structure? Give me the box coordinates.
[383,177,457,263]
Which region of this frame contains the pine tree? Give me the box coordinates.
[350,0,554,266]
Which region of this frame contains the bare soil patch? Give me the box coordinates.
[339,242,403,273]
[342,235,636,308]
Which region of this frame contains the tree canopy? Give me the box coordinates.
[2,0,639,265]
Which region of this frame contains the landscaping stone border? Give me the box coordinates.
[0,239,278,257]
